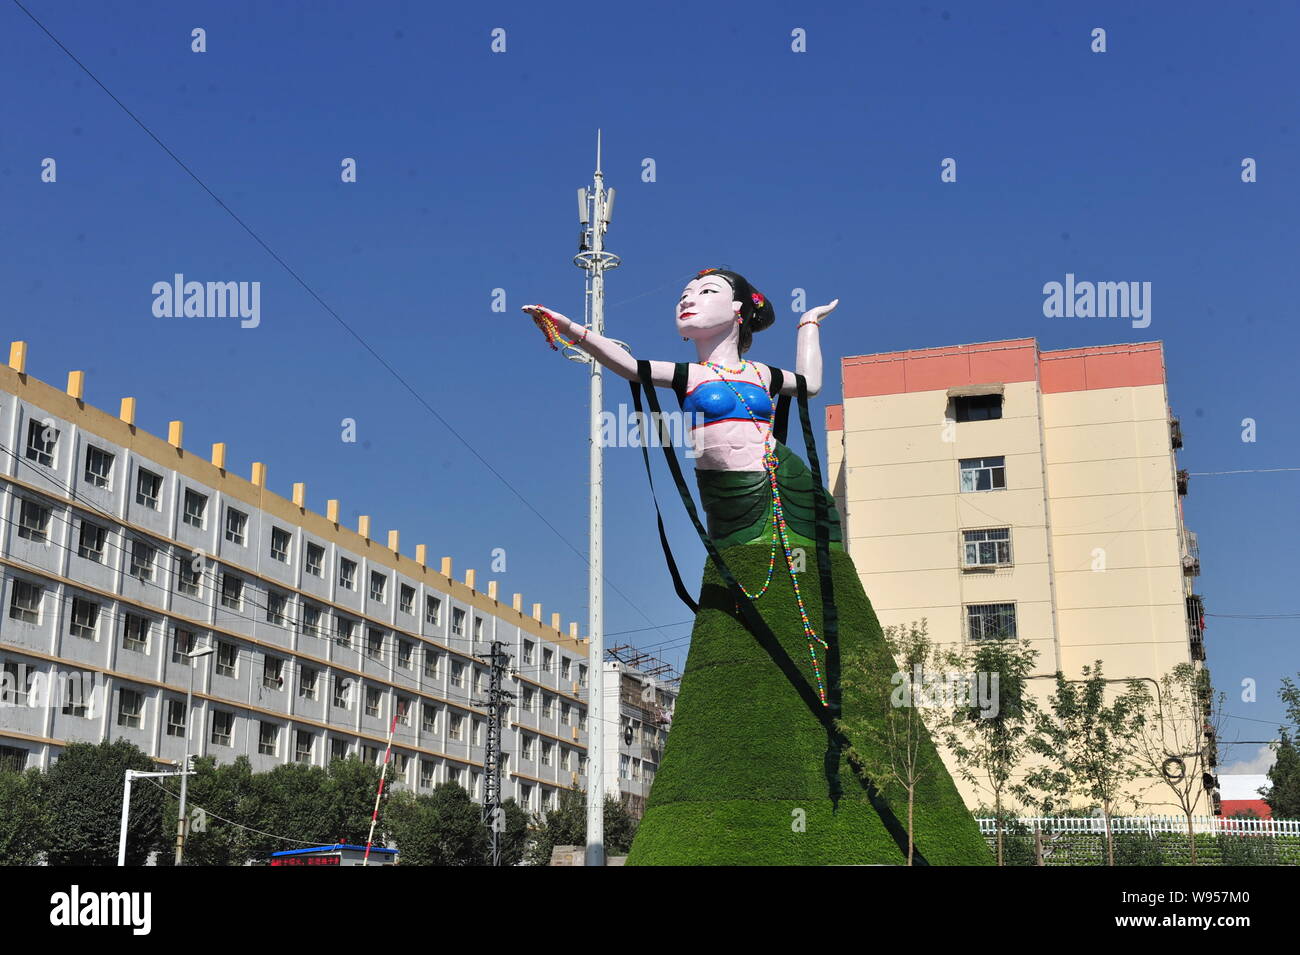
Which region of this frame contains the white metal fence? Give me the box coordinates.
[975,816,1300,865]
[977,815,1300,837]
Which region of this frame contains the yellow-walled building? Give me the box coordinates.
[826,338,1212,814]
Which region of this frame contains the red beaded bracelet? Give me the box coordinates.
[797,319,821,330]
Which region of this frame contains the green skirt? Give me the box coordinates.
[694,441,844,551]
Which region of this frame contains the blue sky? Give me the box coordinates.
[2,0,1296,773]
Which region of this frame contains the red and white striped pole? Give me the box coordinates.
[363,704,403,865]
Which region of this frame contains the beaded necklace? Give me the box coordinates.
[701,360,830,706]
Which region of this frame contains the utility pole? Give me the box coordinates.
[175,644,214,865]
[475,639,514,865]
[571,130,620,866]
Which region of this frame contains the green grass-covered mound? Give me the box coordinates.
[626,543,993,866]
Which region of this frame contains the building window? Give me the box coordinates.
[25,419,57,467]
[122,613,150,653]
[182,489,207,528]
[451,608,465,636]
[366,629,384,660]
[266,590,288,626]
[397,698,412,725]
[422,704,437,733]
[9,579,42,624]
[333,677,351,709]
[420,760,435,789]
[424,650,441,679]
[425,595,441,625]
[561,702,572,725]
[520,783,532,810]
[953,394,1003,422]
[330,738,349,762]
[521,687,534,712]
[221,573,243,610]
[473,616,483,640]
[135,468,162,509]
[262,656,284,690]
[447,766,461,788]
[299,667,318,700]
[474,669,484,695]
[365,687,381,718]
[561,657,571,680]
[84,445,114,489]
[397,640,413,670]
[959,456,1006,492]
[521,735,533,760]
[175,553,202,596]
[542,648,553,672]
[117,688,144,728]
[339,558,357,591]
[399,585,415,615]
[542,694,554,719]
[171,628,195,664]
[61,674,90,718]
[963,528,1013,567]
[270,527,292,563]
[450,661,465,688]
[966,603,1017,641]
[522,640,535,665]
[472,719,483,746]
[363,745,380,765]
[17,499,50,542]
[210,710,234,747]
[541,742,553,766]
[70,597,99,639]
[1,662,29,706]
[620,754,630,779]
[578,664,588,688]
[129,539,155,582]
[335,617,355,647]
[302,604,322,637]
[258,722,279,756]
[369,571,386,603]
[295,731,313,764]
[449,713,464,741]
[305,542,324,577]
[224,507,247,546]
[166,700,187,737]
[215,641,237,677]
[75,520,107,562]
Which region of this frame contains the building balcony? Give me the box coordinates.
[1170,416,1183,450]
[1177,469,1190,495]
[1187,593,1206,661]
[1181,528,1201,576]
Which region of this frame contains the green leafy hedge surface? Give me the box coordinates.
[626,543,992,866]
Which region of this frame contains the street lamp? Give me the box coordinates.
[175,644,214,865]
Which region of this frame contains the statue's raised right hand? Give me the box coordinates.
[521,304,575,346]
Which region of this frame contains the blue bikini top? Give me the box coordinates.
[682,378,774,426]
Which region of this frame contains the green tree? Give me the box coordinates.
[524,788,637,866]
[494,797,530,866]
[1129,664,1223,864]
[1264,676,1300,818]
[385,784,489,865]
[246,756,387,859]
[935,636,1040,866]
[156,756,262,866]
[836,619,946,865]
[0,767,46,864]
[1024,661,1149,866]
[44,739,163,865]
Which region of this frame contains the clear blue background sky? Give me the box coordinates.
[2,0,1296,773]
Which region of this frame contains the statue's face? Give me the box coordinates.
[677,274,739,340]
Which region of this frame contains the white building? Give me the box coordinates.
[0,343,590,815]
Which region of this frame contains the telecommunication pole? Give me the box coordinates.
[570,130,620,866]
[475,639,514,866]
